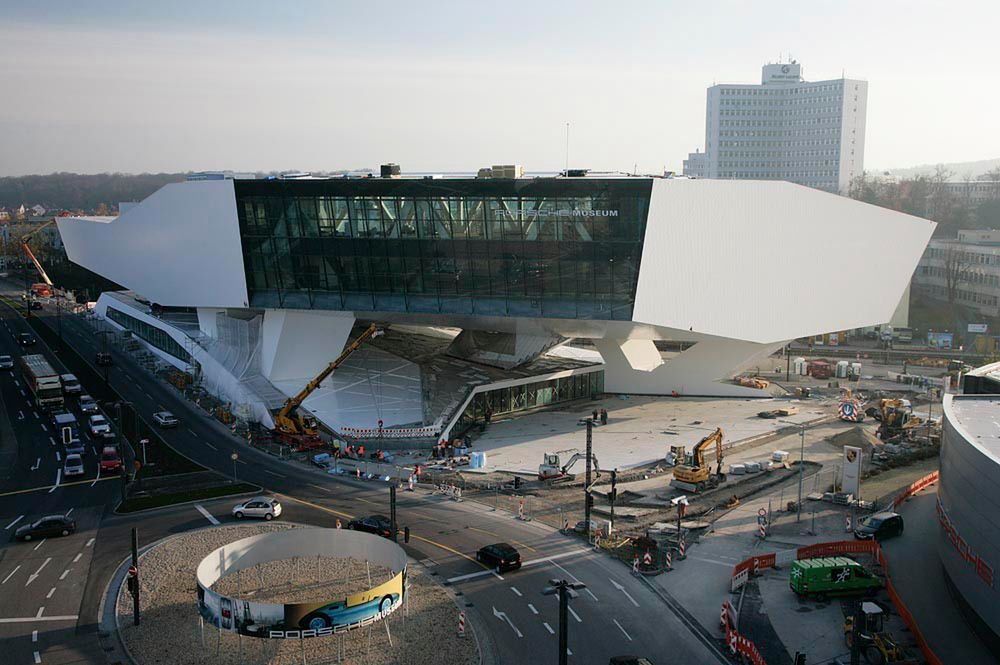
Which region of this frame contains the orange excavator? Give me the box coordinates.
[670,428,726,492]
[274,324,384,435]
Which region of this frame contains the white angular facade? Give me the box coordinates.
[57,175,934,432]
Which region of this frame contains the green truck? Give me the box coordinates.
[789,557,882,598]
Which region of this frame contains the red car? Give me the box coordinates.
[99,446,122,472]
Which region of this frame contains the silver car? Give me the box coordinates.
[79,395,99,414]
[232,497,282,521]
[0,355,12,370]
[63,453,84,477]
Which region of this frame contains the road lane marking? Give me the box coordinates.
[609,578,639,608]
[48,437,55,446]
[34,651,41,664]
[19,389,25,396]
[36,607,44,618]
[55,452,60,462]
[568,606,582,623]
[85,537,95,547]
[64,508,72,517]
[550,561,598,601]
[195,504,220,525]
[26,558,51,585]
[204,442,218,451]
[264,470,286,478]
[543,621,555,634]
[2,565,21,584]
[59,570,69,580]
[48,469,61,493]
[32,630,37,642]
[613,618,632,641]
[0,475,115,497]
[46,587,55,599]
[308,484,331,493]
[33,539,46,551]
[33,410,39,419]
[91,464,101,487]
[4,515,24,529]
[446,548,592,584]
[687,555,734,568]
[527,603,538,614]
[40,423,47,432]
[510,587,522,597]
[18,410,23,420]
[72,553,82,563]
[568,648,573,656]
[187,428,198,437]
[491,606,522,638]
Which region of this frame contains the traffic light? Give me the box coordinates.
[609,469,618,504]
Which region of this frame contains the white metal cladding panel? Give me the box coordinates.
[632,180,935,344]
[56,180,248,308]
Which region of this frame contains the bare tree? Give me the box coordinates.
[943,244,972,304]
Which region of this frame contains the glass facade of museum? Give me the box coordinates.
[454,370,604,432]
[106,306,192,364]
[234,178,651,320]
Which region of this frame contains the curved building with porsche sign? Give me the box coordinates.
[939,393,1000,645]
[56,171,933,440]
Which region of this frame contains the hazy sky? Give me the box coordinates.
[0,0,996,176]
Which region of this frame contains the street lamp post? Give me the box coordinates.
[797,425,805,522]
[231,452,239,483]
[542,579,585,665]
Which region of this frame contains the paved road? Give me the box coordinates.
[0,292,734,665]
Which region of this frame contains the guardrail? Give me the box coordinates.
[725,470,942,665]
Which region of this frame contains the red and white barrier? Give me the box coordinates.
[643,551,652,566]
[340,425,440,440]
[458,611,466,637]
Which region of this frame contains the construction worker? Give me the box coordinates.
[357,444,366,459]
[336,518,342,529]
[600,408,608,425]
[345,444,354,458]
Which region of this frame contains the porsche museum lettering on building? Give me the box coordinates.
[937,497,995,587]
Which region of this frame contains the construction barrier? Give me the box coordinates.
[721,600,766,665]
[892,470,939,508]
[340,425,440,439]
[726,529,943,665]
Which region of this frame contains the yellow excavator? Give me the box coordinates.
[274,323,384,435]
[670,428,726,493]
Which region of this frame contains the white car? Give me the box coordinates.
[60,374,81,394]
[88,414,112,437]
[63,453,84,477]
[232,497,282,521]
[0,355,12,370]
[152,411,178,428]
[78,395,99,415]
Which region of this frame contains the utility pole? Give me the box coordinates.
[130,527,140,626]
[584,419,593,537]
[608,469,617,534]
[231,453,239,483]
[797,425,805,522]
[542,579,585,665]
[389,483,398,542]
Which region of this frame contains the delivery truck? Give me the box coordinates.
[20,354,63,410]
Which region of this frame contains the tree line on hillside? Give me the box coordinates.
[849,166,1000,238]
[0,172,189,213]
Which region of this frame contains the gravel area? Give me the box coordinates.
[117,524,478,665]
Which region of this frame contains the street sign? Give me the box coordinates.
[231,453,238,461]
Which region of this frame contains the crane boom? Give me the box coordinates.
[20,220,55,287]
[275,323,384,435]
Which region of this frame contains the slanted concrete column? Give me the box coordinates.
[260,309,356,382]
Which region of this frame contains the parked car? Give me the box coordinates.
[789,556,881,599]
[78,395,99,414]
[88,414,112,437]
[95,352,112,366]
[17,332,36,346]
[152,411,178,428]
[854,511,904,541]
[60,374,81,394]
[99,446,122,473]
[0,355,13,370]
[29,301,43,311]
[347,515,393,538]
[476,542,522,572]
[15,515,76,541]
[63,453,84,477]
[232,497,282,520]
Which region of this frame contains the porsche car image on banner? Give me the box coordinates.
[198,570,405,638]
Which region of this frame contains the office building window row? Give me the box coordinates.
[106,307,192,364]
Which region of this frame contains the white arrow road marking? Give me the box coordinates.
[2,565,21,584]
[609,578,639,608]
[31,458,40,471]
[613,618,633,641]
[568,606,582,623]
[48,469,60,493]
[195,504,220,525]
[26,558,51,586]
[527,603,538,615]
[492,606,523,638]
[4,515,24,530]
[510,587,522,597]
[543,622,555,635]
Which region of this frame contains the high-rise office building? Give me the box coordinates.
[683,61,867,194]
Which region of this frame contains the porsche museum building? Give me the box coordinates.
[55,170,932,442]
